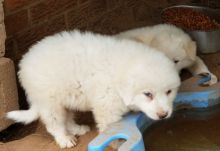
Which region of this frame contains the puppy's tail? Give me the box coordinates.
[6,108,39,125]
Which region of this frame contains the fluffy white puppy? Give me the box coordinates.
[116,24,217,85]
[7,31,180,148]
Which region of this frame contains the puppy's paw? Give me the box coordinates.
[209,73,218,85]
[68,124,90,136]
[55,135,77,148]
[203,73,218,86]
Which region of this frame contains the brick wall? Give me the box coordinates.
[2,0,218,108]
[4,0,205,63]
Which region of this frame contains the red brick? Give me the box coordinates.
[4,9,29,36]
[30,0,77,23]
[105,0,123,10]
[67,0,106,29]
[3,0,36,12]
[132,2,158,23]
[142,0,168,8]
[126,0,141,8]
[77,0,89,5]
[167,0,194,5]
[14,15,66,59]
[89,5,136,35]
[67,7,91,29]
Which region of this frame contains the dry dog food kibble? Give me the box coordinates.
[162,7,220,31]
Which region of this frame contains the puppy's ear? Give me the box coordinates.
[131,37,145,43]
[185,41,197,61]
[149,34,169,49]
[130,35,154,45]
[117,80,134,106]
[149,37,159,48]
[119,89,133,106]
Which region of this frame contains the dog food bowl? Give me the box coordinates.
[161,5,220,54]
[88,74,220,151]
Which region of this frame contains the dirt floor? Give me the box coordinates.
[0,111,115,151]
[0,52,220,151]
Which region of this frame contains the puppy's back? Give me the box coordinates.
[18,30,178,104]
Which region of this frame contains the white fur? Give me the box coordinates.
[116,24,218,85]
[7,30,180,148]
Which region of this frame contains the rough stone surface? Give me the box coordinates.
[0,1,5,57]
[0,3,3,23]
[0,23,6,57]
[0,57,19,131]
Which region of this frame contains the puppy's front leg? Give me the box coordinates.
[188,56,217,85]
[93,107,123,132]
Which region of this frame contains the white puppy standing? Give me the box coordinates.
[7,31,180,148]
[116,24,218,85]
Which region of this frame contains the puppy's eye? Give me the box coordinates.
[174,59,179,64]
[166,90,172,95]
[144,92,153,100]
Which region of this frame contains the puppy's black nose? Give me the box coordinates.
[157,112,168,119]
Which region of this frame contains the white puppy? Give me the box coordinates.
[116,24,217,85]
[7,31,180,148]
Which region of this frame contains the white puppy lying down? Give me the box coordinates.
[7,31,180,148]
[116,24,217,85]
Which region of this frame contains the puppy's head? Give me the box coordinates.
[118,47,180,120]
[133,24,197,72]
[151,36,196,72]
